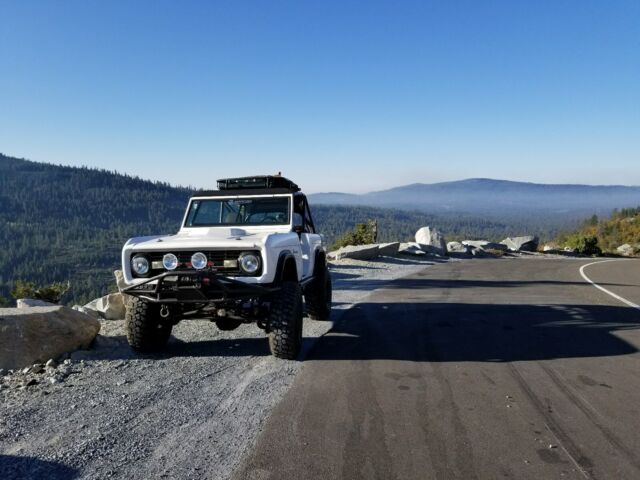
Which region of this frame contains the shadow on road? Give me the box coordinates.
[309,300,640,363]
[0,455,78,480]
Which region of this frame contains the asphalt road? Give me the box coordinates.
[235,257,640,480]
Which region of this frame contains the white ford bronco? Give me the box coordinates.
[120,175,332,359]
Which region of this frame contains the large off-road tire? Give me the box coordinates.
[268,281,303,359]
[125,297,173,352]
[215,318,242,331]
[305,266,332,320]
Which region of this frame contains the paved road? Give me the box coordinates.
[235,257,640,480]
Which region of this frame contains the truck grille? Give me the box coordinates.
[146,250,262,276]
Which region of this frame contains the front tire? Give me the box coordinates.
[306,266,332,320]
[268,281,303,359]
[125,297,172,352]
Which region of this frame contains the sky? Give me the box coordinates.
[0,1,639,193]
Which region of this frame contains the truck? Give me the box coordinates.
[120,175,332,359]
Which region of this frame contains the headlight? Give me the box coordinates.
[239,252,261,274]
[163,253,178,270]
[131,255,149,275]
[191,252,208,270]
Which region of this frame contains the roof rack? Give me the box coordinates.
[216,175,300,192]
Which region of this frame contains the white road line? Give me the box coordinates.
[579,260,640,310]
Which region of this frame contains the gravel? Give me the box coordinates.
[0,254,437,480]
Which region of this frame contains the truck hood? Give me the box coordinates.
[125,227,293,251]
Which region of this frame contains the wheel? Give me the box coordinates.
[215,318,242,331]
[125,297,173,352]
[305,266,332,320]
[268,281,303,359]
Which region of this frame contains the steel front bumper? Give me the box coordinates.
[122,270,278,304]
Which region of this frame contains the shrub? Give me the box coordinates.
[331,220,377,250]
[0,295,9,308]
[10,280,70,303]
[564,235,602,255]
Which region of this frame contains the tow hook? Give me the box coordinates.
[160,305,170,318]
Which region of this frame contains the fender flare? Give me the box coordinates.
[274,250,298,285]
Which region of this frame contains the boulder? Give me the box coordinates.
[399,243,426,256]
[378,242,400,256]
[617,244,635,257]
[95,293,126,320]
[415,227,447,256]
[17,298,57,308]
[462,240,508,252]
[447,241,471,254]
[501,236,539,252]
[0,306,100,370]
[328,244,380,261]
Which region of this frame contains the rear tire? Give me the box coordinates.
[306,266,332,320]
[125,297,172,352]
[268,281,303,359]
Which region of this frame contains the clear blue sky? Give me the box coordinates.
[1,1,638,193]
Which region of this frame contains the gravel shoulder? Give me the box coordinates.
[0,254,437,480]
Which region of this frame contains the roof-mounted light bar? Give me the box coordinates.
[216,175,300,192]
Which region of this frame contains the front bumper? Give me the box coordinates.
[122,269,279,304]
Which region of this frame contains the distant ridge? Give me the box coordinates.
[309,178,640,215]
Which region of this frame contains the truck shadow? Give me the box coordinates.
[309,301,640,363]
[0,455,78,480]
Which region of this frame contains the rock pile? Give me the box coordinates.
[0,357,79,392]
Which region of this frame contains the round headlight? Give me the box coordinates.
[131,255,149,275]
[239,253,260,274]
[163,253,178,270]
[191,252,208,270]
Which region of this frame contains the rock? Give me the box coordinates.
[447,241,471,254]
[501,236,539,252]
[45,359,57,368]
[327,244,380,261]
[17,298,57,308]
[0,306,100,370]
[415,227,447,256]
[378,242,400,256]
[31,363,45,374]
[114,270,127,292]
[72,304,102,319]
[399,243,426,256]
[462,240,508,252]
[95,293,126,320]
[617,244,635,257]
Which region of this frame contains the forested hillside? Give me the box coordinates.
[0,154,575,305]
[0,154,192,304]
[557,208,640,253]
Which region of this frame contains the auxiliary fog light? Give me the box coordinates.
[191,252,208,270]
[163,253,179,270]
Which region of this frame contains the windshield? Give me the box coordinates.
[184,196,291,227]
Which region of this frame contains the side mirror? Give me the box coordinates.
[293,225,304,234]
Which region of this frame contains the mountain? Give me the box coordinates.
[309,178,640,216]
